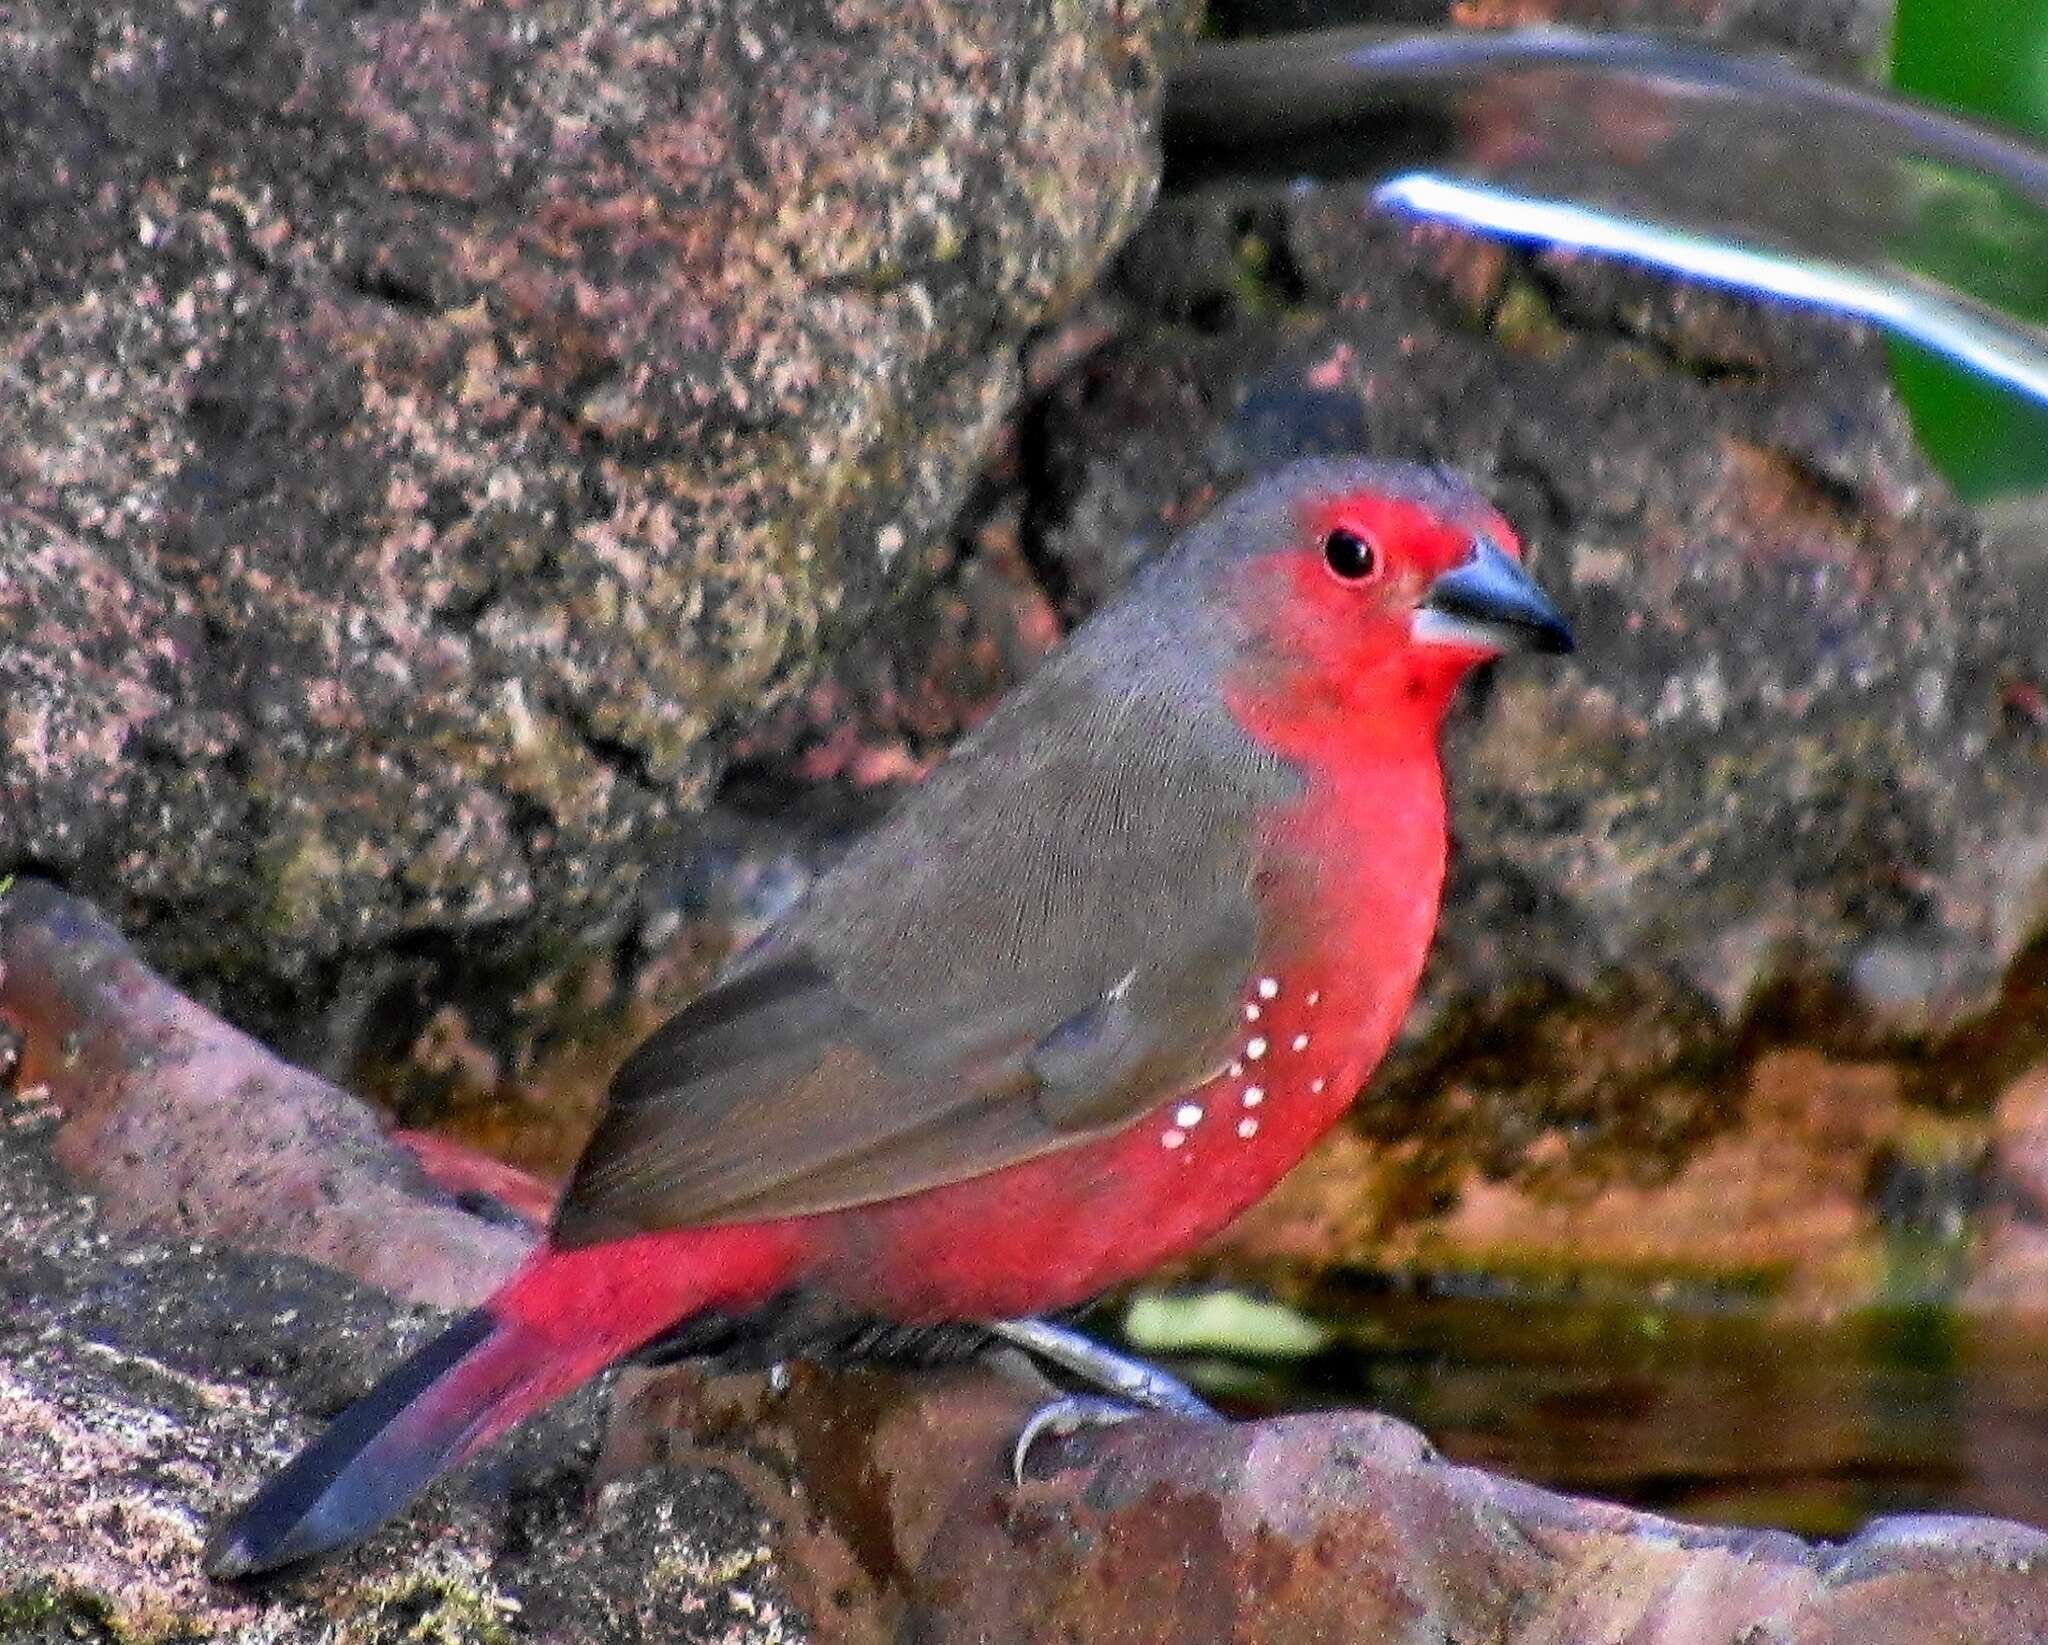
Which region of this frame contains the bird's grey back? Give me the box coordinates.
[786,455,1484,1035]
[787,597,1294,1051]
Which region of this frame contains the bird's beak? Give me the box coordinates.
[1412,539,1574,656]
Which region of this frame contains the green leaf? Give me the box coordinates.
[1122,1288,1333,1359]
[1890,0,2048,497]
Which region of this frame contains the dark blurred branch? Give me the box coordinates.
[1163,26,2048,409]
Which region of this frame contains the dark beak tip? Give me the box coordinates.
[1425,541,1574,659]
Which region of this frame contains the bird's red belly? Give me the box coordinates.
[801,752,1445,1324]
[811,952,1412,1321]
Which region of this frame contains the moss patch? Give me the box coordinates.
[0,1585,128,1645]
[347,1569,517,1645]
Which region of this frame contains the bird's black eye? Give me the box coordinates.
[1323,528,1378,581]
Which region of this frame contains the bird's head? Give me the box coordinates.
[1163,459,1572,756]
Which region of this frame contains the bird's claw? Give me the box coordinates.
[1011,1393,1148,1484]
[991,1318,1227,1482]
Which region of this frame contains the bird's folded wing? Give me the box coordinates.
[550,627,1295,1248]
[549,906,1256,1247]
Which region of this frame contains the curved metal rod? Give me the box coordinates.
[1166,26,2048,409]
[1376,175,2048,405]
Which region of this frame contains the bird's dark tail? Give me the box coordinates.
[205,1305,540,1577]
[207,1228,802,1577]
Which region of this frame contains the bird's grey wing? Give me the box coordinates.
[549,897,1256,1247]
[550,627,1294,1249]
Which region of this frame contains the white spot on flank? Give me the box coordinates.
[1257,977,1279,999]
[1238,1117,1259,1139]
[1176,1103,1204,1128]
[1244,1003,1261,1022]
[1310,1077,1327,1094]
[1307,990,1322,1007]
[1162,1129,1186,1150]
[1228,1061,1245,1078]
[1246,1037,1267,1060]
[1242,1086,1264,1108]
[1292,1033,1311,1052]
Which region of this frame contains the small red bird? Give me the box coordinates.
[209,458,1570,1575]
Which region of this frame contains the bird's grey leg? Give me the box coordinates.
[989,1318,1217,1415]
[987,1318,1223,1482]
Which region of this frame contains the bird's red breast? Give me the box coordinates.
[801,653,1452,1322]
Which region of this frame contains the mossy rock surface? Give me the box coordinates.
[0,0,1189,1042]
[0,1123,796,1645]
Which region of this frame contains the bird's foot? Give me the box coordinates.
[1010,1393,1149,1482]
[986,1317,1219,1417]
[989,1317,1223,1483]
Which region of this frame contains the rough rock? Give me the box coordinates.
[0,874,531,1304]
[1201,0,1889,60]
[7,1111,2047,1644]
[893,1401,2048,1645]
[1966,1065,2048,1316]
[1440,0,1891,65]
[0,0,1184,1039]
[0,1122,796,1645]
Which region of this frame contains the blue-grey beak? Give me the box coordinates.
[1413,540,1574,656]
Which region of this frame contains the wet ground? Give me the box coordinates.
[1120,1283,2048,1540]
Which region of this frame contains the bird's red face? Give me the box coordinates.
[1232,478,1571,752]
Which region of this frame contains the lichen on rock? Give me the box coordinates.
[0,0,1191,1033]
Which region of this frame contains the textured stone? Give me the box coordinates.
[0,0,1184,1030]
[6,879,2046,1638]
[1445,0,1892,68]
[0,875,532,1304]
[0,1124,790,1645]
[902,1404,2048,1645]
